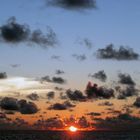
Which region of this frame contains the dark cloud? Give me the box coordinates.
[89,70,107,82]
[0,97,38,114]
[26,93,39,101]
[93,113,140,130]
[52,77,66,84]
[118,73,135,85]
[0,112,7,119]
[96,44,139,60]
[78,116,89,128]
[0,72,7,79]
[0,17,30,42]
[85,81,114,99]
[41,76,66,84]
[55,69,65,75]
[106,109,121,115]
[0,97,18,110]
[0,17,57,48]
[72,54,86,61]
[41,75,52,82]
[48,101,75,110]
[47,0,96,10]
[34,117,64,129]
[54,86,63,91]
[86,112,101,116]
[134,97,140,108]
[117,86,138,100]
[98,101,114,106]
[46,91,55,99]
[66,89,86,101]
[18,99,38,114]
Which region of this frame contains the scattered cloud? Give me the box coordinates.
[55,69,65,75]
[118,73,135,86]
[41,76,66,84]
[98,101,113,106]
[86,112,101,116]
[96,44,139,60]
[34,117,64,129]
[10,64,20,68]
[47,0,96,10]
[48,101,75,110]
[134,97,140,108]
[51,55,61,60]
[89,70,107,82]
[46,91,55,99]
[93,114,140,130]
[0,17,57,48]
[66,89,86,101]
[0,72,7,79]
[26,93,39,101]
[117,86,138,100]
[0,97,38,114]
[72,54,86,61]
[85,82,114,99]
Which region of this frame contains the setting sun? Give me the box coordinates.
[69,126,78,132]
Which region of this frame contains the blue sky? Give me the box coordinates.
[0,0,140,90]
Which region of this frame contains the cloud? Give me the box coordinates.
[96,44,139,60]
[82,38,93,49]
[55,69,65,75]
[0,97,38,114]
[133,97,140,108]
[0,97,18,110]
[46,91,55,99]
[118,73,135,85]
[93,113,140,130]
[117,86,138,100]
[0,112,7,119]
[41,76,66,84]
[86,112,101,116]
[48,101,75,110]
[18,99,38,114]
[0,72,7,79]
[52,77,66,84]
[0,17,57,48]
[51,55,61,60]
[89,70,107,82]
[72,54,86,61]
[98,101,113,106]
[34,117,64,129]
[10,64,21,68]
[26,93,39,101]
[54,86,63,91]
[77,38,93,49]
[47,0,96,10]
[77,116,89,128]
[85,82,114,99]
[66,89,86,101]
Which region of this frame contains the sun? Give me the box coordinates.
[69,126,78,132]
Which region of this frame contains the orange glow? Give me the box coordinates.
[69,126,78,132]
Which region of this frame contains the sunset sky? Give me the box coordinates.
[0,0,140,130]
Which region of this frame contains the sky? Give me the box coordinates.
[0,0,140,130]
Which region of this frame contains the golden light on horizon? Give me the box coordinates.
[69,126,78,132]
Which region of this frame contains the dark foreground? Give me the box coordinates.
[0,130,140,140]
